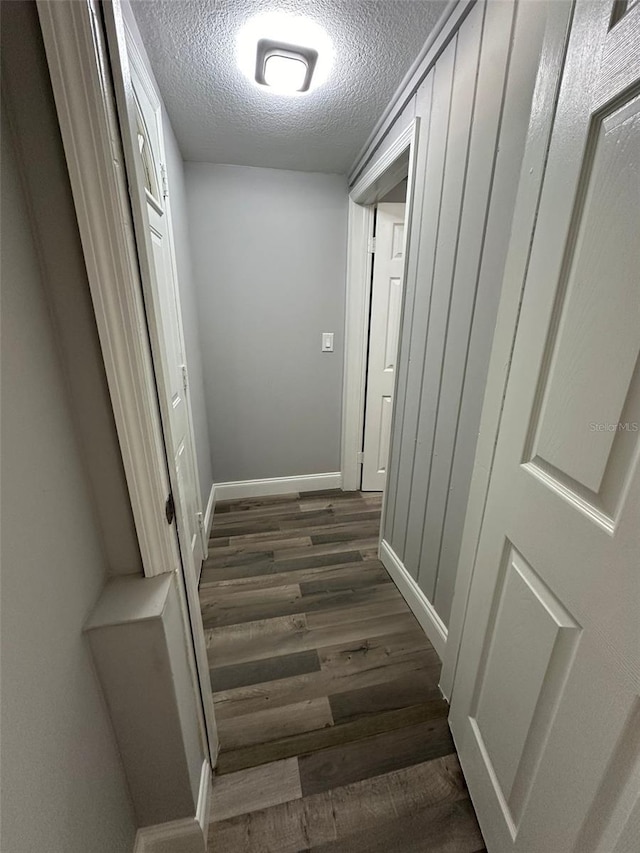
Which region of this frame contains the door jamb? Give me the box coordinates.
[341,119,420,492]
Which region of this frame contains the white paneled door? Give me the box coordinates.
[362,203,406,491]
[449,1,640,851]
[104,8,219,764]
[127,42,205,580]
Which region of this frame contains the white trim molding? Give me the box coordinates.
[342,118,420,493]
[380,539,448,662]
[350,121,416,204]
[341,201,375,492]
[212,472,342,503]
[203,483,216,549]
[134,761,211,853]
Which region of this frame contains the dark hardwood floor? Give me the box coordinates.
[201,490,485,852]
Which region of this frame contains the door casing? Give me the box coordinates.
[341,120,420,495]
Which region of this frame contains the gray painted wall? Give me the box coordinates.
[185,164,348,483]
[381,0,547,628]
[1,103,136,853]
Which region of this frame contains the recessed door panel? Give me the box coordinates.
[471,545,581,819]
[376,396,393,475]
[527,95,640,522]
[391,221,405,259]
[383,277,402,372]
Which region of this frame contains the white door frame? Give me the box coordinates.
[37,0,218,764]
[341,119,420,492]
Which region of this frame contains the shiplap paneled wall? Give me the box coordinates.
[381,0,548,629]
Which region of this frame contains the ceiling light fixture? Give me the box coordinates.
[237,13,333,96]
[255,39,318,93]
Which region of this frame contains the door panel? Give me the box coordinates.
[449,2,640,850]
[361,203,406,491]
[383,276,402,372]
[470,543,582,824]
[135,72,203,575]
[529,94,640,505]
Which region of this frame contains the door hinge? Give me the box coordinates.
[196,511,204,532]
[356,451,364,465]
[368,237,376,253]
[165,491,175,525]
[160,163,169,199]
[181,363,188,393]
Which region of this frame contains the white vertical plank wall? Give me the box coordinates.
[357,0,550,644]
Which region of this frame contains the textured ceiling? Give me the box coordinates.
[131,0,447,174]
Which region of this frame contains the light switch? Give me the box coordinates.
[322,332,334,352]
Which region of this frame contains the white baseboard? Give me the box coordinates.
[211,472,342,502]
[379,539,448,660]
[202,482,216,561]
[195,759,212,837]
[134,760,211,853]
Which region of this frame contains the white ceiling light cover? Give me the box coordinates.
[264,55,306,91]
[238,12,333,93]
[255,38,319,93]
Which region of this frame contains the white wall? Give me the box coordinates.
[186,164,348,483]
[0,103,136,853]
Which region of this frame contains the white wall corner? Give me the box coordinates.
[134,760,211,853]
[212,472,342,502]
[379,538,448,667]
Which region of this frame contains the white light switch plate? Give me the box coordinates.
[322,332,334,352]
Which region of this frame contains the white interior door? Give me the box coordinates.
[362,202,405,491]
[104,4,219,764]
[449,2,640,851]
[129,49,204,580]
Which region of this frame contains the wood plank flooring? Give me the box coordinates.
[200,490,485,852]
